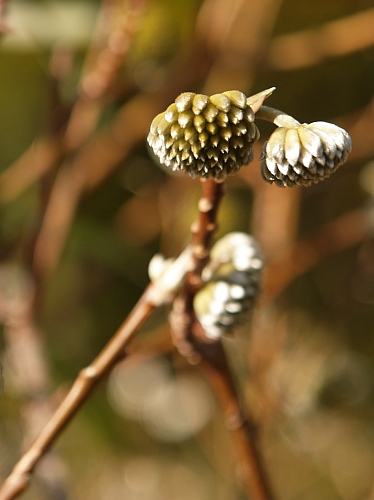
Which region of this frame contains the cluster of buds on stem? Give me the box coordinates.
[193,232,263,340]
[147,88,352,339]
[148,88,352,187]
[147,233,263,340]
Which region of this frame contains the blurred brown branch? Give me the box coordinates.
[199,0,284,93]
[263,208,369,303]
[0,266,69,499]
[0,138,64,203]
[30,46,213,286]
[0,0,10,36]
[64,0,150,151]
[196,339,274,500]
[340,96,374,162]
[263,8,374,70]
[0,0,149,203]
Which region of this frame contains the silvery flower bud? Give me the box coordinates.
[261,121,352,187]
[147,247,193,305]
[147,91,260,180]
[193,232,263,340]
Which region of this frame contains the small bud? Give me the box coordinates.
[148,91,260,180]
[147,248,193,306]
[194,232,263,340]
[261,121,352,187]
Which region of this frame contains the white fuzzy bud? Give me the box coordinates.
[194,232,263,340]
[261,121,352,187]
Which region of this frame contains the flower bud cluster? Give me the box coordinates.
[193,232,263,340]
[261,121,352,187]
[147,91,259,180]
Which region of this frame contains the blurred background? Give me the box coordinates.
[0,0,374,499]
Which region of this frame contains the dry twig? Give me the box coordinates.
[263,208,369,303]
[263,8,374,71]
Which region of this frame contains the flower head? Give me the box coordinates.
[194,232,263,340]
[261,121,352,187]
[147,91,260,180]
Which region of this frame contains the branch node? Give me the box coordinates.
[198,197,214,212]
[80,366,98,381]
[225,411,246,432]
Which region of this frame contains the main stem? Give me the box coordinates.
[197,340,274,500]
[189,178,225,281]
[175,178,274,500]
[0,286,156,500]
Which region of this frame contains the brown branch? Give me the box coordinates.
[64,0,150,151]
[199,0,284,94]
[263,8,374,71]
[197,339,274,500]
[252,182,301,259]
[0,0,11,36]
[0,138,64,203]
[369,477,374,500]
[0,263,70,499]
[189,179,225,280]
[0,0,148,205]
[170,179,224,359]
[171,298,275,500]
[338,96,374,162]
[263,208,369,303]
[0,285,157,500]
[0,49,74,495]
[170,178,274,500]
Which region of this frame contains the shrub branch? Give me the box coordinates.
[171,178,275,500]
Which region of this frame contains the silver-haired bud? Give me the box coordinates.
[261,121,352,187]
[147,91,260,180]
[193,232,263,340]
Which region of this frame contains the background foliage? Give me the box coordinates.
[0,0,374,499]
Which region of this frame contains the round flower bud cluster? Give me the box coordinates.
[261,121,352,187]
[147,91,260,180]
[193,232,263,340]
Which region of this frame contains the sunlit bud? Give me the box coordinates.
[261,121,352,187]
[194,232,263,340]
[148,91,260,180]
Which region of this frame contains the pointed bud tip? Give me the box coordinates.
[247,87,276,113]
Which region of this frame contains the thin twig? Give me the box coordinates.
[263,8,374,71]
[64,0,150,151]
[0,0,10,36]
[199,0,283,94]
[0,264,69,500]
[0,285,157,500]
[29,38,215,287]
[263,208,368,303]
[0,49,75,499]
